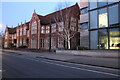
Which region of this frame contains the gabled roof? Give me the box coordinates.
[37,3,80,25]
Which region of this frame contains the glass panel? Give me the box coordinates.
[81,8,88,14]
[90,10,98,29]
[108,0,119,4]
[108,4,119,26]
[89,1,97,10]
[90,30,98,49]
[80,22,88,30]
[99,8,108,28]
[109,28,120,49]
[99,29,108,49]
[98,0,107,7]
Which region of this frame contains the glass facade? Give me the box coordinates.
[108,4,119,26]
[89,2,97,10]
[109,28,120,49]
[99,8,108,28]
[81,8,88,14]
[89,1,120,49]
[80,22,88,30]
[98,0,107,7]
[90,10,98,29]
[99,29,108,49]
[90,30,98,49]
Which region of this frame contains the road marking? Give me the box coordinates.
[40,60,120,77]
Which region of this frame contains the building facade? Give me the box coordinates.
[89,0,120,49]
[79,0,89,48]
[4,1,120,50]
[4,3,80,50]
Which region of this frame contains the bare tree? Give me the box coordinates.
[54,2,79,49]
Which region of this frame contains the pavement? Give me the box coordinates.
[2,49,120,69]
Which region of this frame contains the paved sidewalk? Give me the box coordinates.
[2,49,120,69]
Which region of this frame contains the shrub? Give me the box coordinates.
[8,42,14,48]
[18,46,28,48]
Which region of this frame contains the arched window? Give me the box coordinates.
[31,21,37,34]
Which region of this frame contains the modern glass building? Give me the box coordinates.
[89,0,120,49]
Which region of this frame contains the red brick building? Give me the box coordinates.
[4,3,80,50]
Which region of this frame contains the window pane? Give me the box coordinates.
[109,28,120,49]
[90,10,98,29]
[89,2,97,10]
[99,8,108,28]
[98,0,107,7]
[108,4,119,26]
[108,0,119,4]
[80,23,88,30]
[81,8,88,14]
[90,30,98,49]
[99,29,108,49]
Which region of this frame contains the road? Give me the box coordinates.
[2,51,120,78]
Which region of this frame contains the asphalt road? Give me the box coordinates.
[2,51,120,78]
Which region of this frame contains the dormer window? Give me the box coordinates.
[31,21,37,34]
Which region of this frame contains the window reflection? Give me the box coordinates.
[89,1,97,10]
[90,30,98,49]
[81,8,88,14]
[80,22,88,30]
[90,10,98,29]
[110,28,120,49]
[98,0,107,7]
[108,4,119,26]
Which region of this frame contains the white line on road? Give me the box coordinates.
[40,60,120,77]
